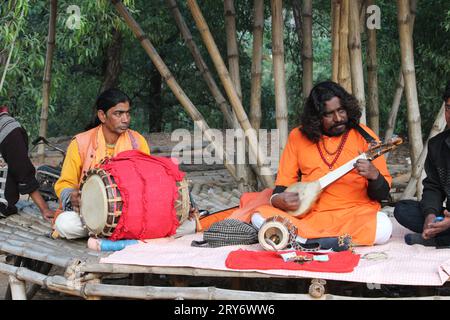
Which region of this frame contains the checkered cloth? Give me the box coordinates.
[191,219,259,248]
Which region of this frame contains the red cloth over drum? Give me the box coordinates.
[100,150,184,240]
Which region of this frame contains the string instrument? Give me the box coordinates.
[285,136,403,217]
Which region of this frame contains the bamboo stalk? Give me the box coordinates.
[249,0,264,132]
[338,0,352,92]
[224,0,248,191]
[349,0,366,124]
[224,0,242,102]
[186,0,275,187]
[165,0,235,129]
[397,0,423,167]
[37,0,57,163]
[400,103,446,200]
[8,275,27,300]
[166,0,258,190]
[110,0,238,182]
[366,0,379,135]
[301,0,313,98]
[0,262,84,298]
[271,0,288,155]
[384,0,415,144]
[384,71,404,145]
[0,241,77,267]
[331,0,341,83]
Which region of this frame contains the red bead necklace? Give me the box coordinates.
[316,130,350,169]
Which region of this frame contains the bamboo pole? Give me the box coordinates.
[349,0,366,124]
[224,0,242,102]
[384,72,404,145]
[8,275,27,300]
[224,0,248,191]
[164,0,235,129]
[338,0,351,93]
[165,0,256,190]
[37,0,57,163]
[397,0,423,168]
[400,103,447,200]
[384,0,416,144]
[366,0,379,135]
[249,0,264,132]
[271,0,288,155]
[331,0,341,83]
[301,0,313,98]
[187,0,275,187]
[110,0,239,182]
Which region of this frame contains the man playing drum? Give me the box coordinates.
[53,88,196,239]
[263,81,393,248]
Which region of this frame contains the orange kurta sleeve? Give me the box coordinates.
[275,129,302,187]
[54,139,82,198]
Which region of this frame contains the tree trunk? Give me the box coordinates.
[331,0,340,83]
[301,0,313,98]
[99,28,123,93]
[38,0,57,163]
[110,0,239,182]
[365,0,379,135]
[165,0,234,129]
[187,0,275,188]
[400,103,447,200]
[271,0,288,156]
[338,0,351,93]
[249,0,264,132]
[349,0,366,124]
[397,0,423,167]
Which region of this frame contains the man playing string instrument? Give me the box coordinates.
[262,81,393,247]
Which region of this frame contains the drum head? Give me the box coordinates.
[80,174,108,235]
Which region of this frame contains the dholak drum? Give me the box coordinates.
[79,168,190,237]
[258,215,298,251]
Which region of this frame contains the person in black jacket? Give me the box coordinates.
[0,104,54,221]
[394,83,450,246]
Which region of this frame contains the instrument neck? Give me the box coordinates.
[318,153,367,189]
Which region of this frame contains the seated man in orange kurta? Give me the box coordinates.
[260,81,393,247]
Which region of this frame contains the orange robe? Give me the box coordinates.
[262,125,392,245]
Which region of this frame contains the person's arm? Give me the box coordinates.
[367,171,390,201]
[54,139,82,211]
[29,190,54,221]
[271,130,301,211]
[420,142,446,217]
[353,126,392,201]
[0,128,40,195]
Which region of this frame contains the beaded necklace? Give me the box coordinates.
[316,130,350,169]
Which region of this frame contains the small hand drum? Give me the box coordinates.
[258,215,298,251]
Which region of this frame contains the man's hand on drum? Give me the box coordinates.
[271,192,300,211]
[353,159,380,181]
[70,189,81,213]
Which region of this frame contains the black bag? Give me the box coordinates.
[191,219,259,248]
